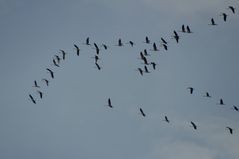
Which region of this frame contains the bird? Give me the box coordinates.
[232,105,238,112]
[144,65,150,73]
[60,50,66,60]
[204,92,211,98]
[94,55,99,63]
[94,43,100,54]
[173,30,179,43]
[228,6,235,14]
[107,98,113,108]
[152,43,159,51]
[144,49,149,56]
[218,98,225,105]
[140,52,145,60]
[127,41,134,47]
[85,37,90,45]
[53,59,60,67]
[42,79,49,86]
[37,90,43,99]
[139,108,146,117]
[95,62,101,70]
[220,13,228,22]
[161,37,167,45]
[117,38,123,46]
[186,25,192,33]
[138,68,143,76]
[102,44,108,50]
[150,62,156,70]
[142,56,149,65]
[162,44,168,51]
[29,94,36,104]
[145,36,150,44]
[181,24,186,33]
[46,68,54,79]
[163,116,170,123]
[187,87,194,94]
[226,127,233,134]
[54,55,61,64]
[33,80,40,88]
[210,18,217,25]
[190,121,197,130]
[74,44,80,56]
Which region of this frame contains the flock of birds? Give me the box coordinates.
[28,4,237,135]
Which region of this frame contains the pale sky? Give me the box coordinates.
[1,0,239,159]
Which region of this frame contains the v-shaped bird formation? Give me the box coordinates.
[28,3,238,136]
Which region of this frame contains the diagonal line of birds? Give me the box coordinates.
[28,4,237,136]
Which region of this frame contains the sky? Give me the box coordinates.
[1,0,239,159]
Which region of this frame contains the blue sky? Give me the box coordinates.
[1,0,239,159]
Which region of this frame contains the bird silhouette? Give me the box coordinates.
[117,38,123,46]
[37,90,43,99]
[139,108,146,117]
[60,50,66,60]
[152,43,159,51]
[42,79,49,86]
[203,92,211,98]
[142,56,149,65]
[144,65,150,73]
[144,49,149,56]
[29,94,36,104]
[138,68,143,76]
[210,18,217,25]
[33,80,40,88]
[150,62,156,70]
[144,36,150,44]
[232,105,238,112]
[54,55,61,64]
[53,59,60,67]
[181,24,186,33]
[226,127,233,134]
[95,62,101,70]
[94,43,100,54]
[218,98,225,105]
[162,44,168,51]
[46,68,54,79]
[187,87,194,94]
[102,44,108,50]
[186,25,192,33]
[173,31,180,43]
[161,37,167,44]
[190,121,197,130]
[85,37,90,45]
[127,41,134,47]
[107,98,113,108]
[228,6,235,14]
[220,13,228,22]
[94,55,99,63]
[74,44,80,56]
[163,116,170,123]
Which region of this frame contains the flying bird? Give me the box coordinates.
[42,79,49,86]
[102,44,108,50]
[186,25,192,33]
[144,65,150,73]
[85,37,90,45]
[29,94,36,104]
[220,13,228,22]
[127,41,134,47]
[228,6,235,14]
[187,87,194,94]
[117,38,123,46]
[74,44,80,56]
[107,98,113,108]
[161,37,167,44]
[94,55,99,63]
[54,55,61,64]
[94,43,100,54]
[162,44,168,51]
[46,68,54,79]
[53,59,60,67]
[226,127,233,134]
[163,116,170,123]
[144,49,149,56]
[139,108,146,117]
[181,24,186,33]
[173,30,179,43]
[151,62,156,70]
[33,80,40,88]
[145,36,150,44]
[190,121,197,130]
[232,105,238,112]
[204,92,211,98]
[138,68,143,76]
[142,56,149,65]
[210,18,217,25]
[60,50,66,60]
[95,62,101,70]
[218,98,225,105]
[152,43,159,51]
[37,90,43,99]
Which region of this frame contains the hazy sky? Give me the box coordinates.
[1,0,239,159]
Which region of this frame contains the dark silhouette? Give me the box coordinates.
[95,62,101,70]
[107,98,113,108]
[140,108,146,117]
[74,44,80,56]
[210,18,217,25]
[228,6,235,14]
[190,121,197,130]
[42,79,49,86]
[37,90,43,99]
[29,94,36,104]
[46,68,54,79]
[150,62,156,70]
[33,80,40,88]
[226,127,233,134]
[187,87,194,94]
